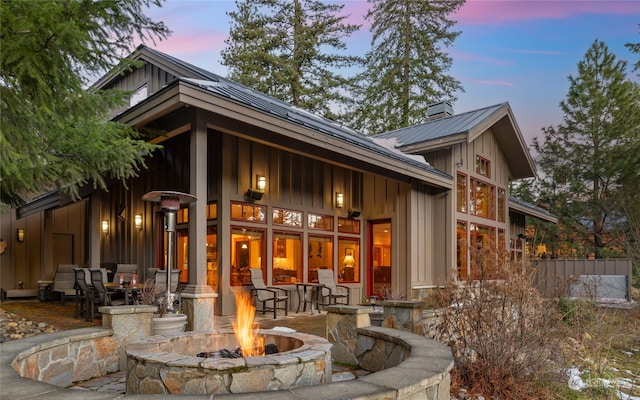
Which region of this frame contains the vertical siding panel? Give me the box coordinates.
[280,152,291,203]
[323,164,332,210]
[269,147,280,202]
[374,176,386,215]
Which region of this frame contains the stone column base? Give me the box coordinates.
[180,287,218,332]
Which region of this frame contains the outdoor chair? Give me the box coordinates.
[90,269,124,318]
[73,268,93,320]
[52,264,78,303]
[317,269,350,306]
[249,268,288,319]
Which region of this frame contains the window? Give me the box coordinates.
[273,208,302,227]
[497,188,506,223]
[338,238,360,283]
[231,202,266,222]
[206,226,217,291]
[207,203,217,220]
[470,178,495,220]
[308,213,333,231]
[176,207,188,223]
[475,155,490,178]
[456,221,468,279]
[308,235,334,282]
[338,217,360,234]
[470,224,496,279]
[272,231,302,284]
[230,227,265,286]
[457,172,467,213]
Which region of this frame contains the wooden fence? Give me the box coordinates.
[532,259,632,301]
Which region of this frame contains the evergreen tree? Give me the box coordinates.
[532,40,640,259]
[347,0,465,134]
[625,24,640,73]
[0,0,169,206]
[221,0,361,119]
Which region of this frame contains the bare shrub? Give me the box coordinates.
[432,244,568,398]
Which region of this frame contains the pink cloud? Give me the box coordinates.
[341,1,371,29]
[151,31,228,55]
[454,0,639,24]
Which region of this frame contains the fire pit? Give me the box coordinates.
[125,329,331,394]
[125,291,331,394]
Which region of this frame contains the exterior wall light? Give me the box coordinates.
[134,214,143,230]
[335,192,344,208]
[257,175,266,191]
[102,220,109,234]
[246,175,266,201]
[17,229,25,242]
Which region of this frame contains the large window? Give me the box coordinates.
[338,237,360,283]
[308,235,334,282]
[206,226,217,291]
[470,223,496,279]
[230,227,265,286]
[457,172,467,213]
[497,188,506,223]
[272,231,302,284]
[456,221,468,279]
[470,178,495,219]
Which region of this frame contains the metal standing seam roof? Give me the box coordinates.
[373,103,508,147]
[134,46,451,181]
[508,195,558,223]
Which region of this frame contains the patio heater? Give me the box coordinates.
[142,191,197,311]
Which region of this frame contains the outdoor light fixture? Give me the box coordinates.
[246,175,266,201]
[335,192,344,208]
[134,214,143,230]
[17,229,25,242]
[102,220,109,234]
[257,175,266,191]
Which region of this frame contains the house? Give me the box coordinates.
[1,45,556,323]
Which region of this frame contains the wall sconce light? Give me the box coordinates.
[456,158,464,168]
[246,175,266,201]
[256,175,266,191]
[134,214,143,230]
[101,220,109,234]
[347,209,361,218]
[17,229,25,242]
[335,192,344,208]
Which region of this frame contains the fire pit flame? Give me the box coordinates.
[232,290,264,357]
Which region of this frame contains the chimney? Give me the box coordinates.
[427,101,454,121]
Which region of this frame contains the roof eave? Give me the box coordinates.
[509,200,558,223]
[116,80,454,191]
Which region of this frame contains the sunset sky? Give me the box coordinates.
[144,0,639,147]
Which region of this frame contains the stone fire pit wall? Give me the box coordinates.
[125,329,332,394]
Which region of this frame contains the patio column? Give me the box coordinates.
[181,109,217,331]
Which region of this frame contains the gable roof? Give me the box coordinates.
[373,102,537,180]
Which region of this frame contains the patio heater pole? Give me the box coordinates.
[142,191,197,312]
